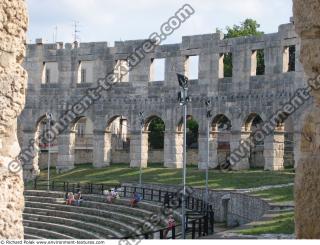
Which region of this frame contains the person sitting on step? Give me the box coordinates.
[75,191,83,206]
[106,190,114,204]
[130,192,141,207]
[111,188,119,200]
[67,192,75,205]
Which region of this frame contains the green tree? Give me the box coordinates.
[148,118,165,149]
[187,118,199,148]
[217,19,265,77]
[224,19,264,38]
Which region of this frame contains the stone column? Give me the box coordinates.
[130,131,148,168]
[21,130,40,179]
[263,131,285,171]
[164,131,183,168]
[93,130,111,168]
[198,132,218,169]
[229,131,250,170]
[56,131,76,172]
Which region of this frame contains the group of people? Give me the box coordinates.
[65,191,83,206]
[104,188,120,203]
[64,188,175,238]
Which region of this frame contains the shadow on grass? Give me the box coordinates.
[239,212,294,235]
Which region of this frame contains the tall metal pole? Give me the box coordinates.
[177,73,190,239]
[47,113,52,191]
[139,126,143,186]
[205,100,212,204]
[205,117,210,204]
[181,88,187,239]
[138,112,145,186]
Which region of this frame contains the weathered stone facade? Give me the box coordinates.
[0,0,28,239]
[293,0,320,239]
[19,19,309,175]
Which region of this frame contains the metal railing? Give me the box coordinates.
[27,178,215,239]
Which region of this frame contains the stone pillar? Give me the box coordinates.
[130,131,148,168]
[293,0,320,238]
[0,0,28,239]
[229,131,250,170]
[264,131,285,171]
[93,131,111,168]
[56,131,76,172]
[164,131,183,168]
[198,132,218,169]
[21,130,40,179]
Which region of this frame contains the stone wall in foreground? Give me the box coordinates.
[293,0,320,239]
[0,0,28,239]
[122,183,270,226]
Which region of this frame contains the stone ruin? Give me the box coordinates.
[293,0,320,239]
[0,0,28,239]
[19,19,310,175]
[0,0,320,239]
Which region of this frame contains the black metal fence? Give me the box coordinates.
[28,179,215,239]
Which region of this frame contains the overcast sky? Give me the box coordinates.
[26,0,293,45]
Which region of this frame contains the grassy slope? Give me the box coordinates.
[238,211,295,235]
[36,163,295,190]
[34,163,295,235]
[251,186,294,203]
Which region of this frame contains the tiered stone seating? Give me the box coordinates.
[23,190,174,239]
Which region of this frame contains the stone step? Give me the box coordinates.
[24,234,45,240]
[24,195,166,226]
[24,207,129,237]
[24,213,116,239]
[25,190,163,215]
[23,219,101,239]
[24,226,75,240]
[25,190,64,198]
[25,201,150,228]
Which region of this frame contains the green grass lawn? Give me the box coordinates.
[238,211,295,235]
[34,163,295,190]
[251,186,294,203]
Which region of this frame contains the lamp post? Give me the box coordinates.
[46,112,53,191]
[177,73,191,239]
[138,111,145,186]
[205,100,212,204]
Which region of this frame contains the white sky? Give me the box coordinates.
[26,0,293,45]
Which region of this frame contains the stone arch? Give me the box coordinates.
[176,115,199,166]
[56,115,94,172]
[144,115,166,165]
[34,114,57,170]
[102,115,130,166]
[243,113,265,169]
[211,114,232,169]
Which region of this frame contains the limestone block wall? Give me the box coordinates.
[122,183,270,226]
[19,19,310,174]
[0,0,28,239]
[293,0,320,238]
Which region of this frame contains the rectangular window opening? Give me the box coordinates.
[219,53,233,78]
[150,58,165,81]
[283,45,296,72]
[115,60,130,82]
[186,55,199,80]
[251,49,265,76]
